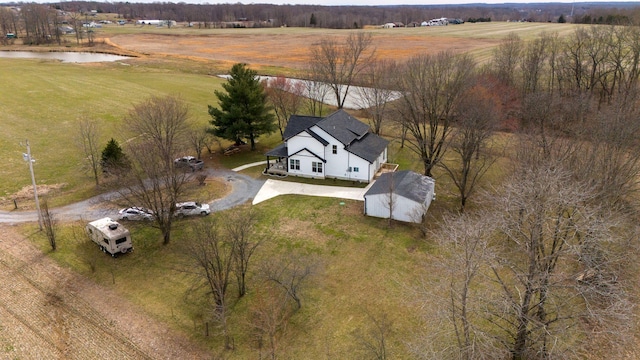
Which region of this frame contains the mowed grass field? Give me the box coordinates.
[0,57,225,206]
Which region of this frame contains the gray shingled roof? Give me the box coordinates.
[365,170,435,203]
[347,133,389,163]
[316,110,370,145]
[265,143,288,157]
[268,110,388,164]
[283,115,323,140]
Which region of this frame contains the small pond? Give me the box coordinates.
[0,51,131,63]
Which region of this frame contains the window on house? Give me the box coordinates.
[332,145,337,154]
[312,162,323,173]
[289,159,300,170]
[353,167,359,172]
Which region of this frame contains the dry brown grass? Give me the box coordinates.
[102,22,581,73]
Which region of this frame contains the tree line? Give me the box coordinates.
[399,25,640,358]
[1,1,639,36]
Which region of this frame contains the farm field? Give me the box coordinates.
[103,22,583,70]
[0,225,211,359]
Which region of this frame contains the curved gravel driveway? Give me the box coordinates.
[0,166,265,224]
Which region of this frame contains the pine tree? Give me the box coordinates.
[208,63,276,151]
[101,138,129,175]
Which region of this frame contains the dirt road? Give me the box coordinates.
[0,225,211,359]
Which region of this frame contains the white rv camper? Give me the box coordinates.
[86,217,133,256]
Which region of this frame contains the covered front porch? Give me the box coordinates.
[264,143,288,177]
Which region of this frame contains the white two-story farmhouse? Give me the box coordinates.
[264,110,389,183]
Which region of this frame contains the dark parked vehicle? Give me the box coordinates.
[174,156,204,171]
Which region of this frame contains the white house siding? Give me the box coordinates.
[288,150,325,179]
[364,194,423,223]
[344,155,370,182]
[286,132,326,179]
[309,126,375,182]
[287,131,325,156]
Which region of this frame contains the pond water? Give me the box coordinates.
[0,51,131,63]
[218,74,401,110]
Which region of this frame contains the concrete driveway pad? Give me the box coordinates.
[252,179,373,205]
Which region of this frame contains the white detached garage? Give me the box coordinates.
[364,170,435,223]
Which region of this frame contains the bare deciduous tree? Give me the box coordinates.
[265,76,305,139]
[354,59,398,135]
[303,67,330,116]
[249,285,292,360]
[439,83,500,212]
[491,32,523,86]
[260,252,318,311]
[310,32,375,109]
[564,95,640,207]
[0,7,19,45]
[183,221,235,349]
[225,207,262,298]
[352,310,394,360]
[77,118,101,186]
[394,51,475,177]
[439,214,495,359]
[187,127,212,160]
[120,95,191,245]
[486,156,634,359]
[40,197,57,251]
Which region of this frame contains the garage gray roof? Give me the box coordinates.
[365,170,435,203]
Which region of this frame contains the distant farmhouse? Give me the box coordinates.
[384,17,463,28]
[136,19,177,27]
[265,110,389,183]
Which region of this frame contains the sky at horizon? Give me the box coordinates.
[19,0,640,6]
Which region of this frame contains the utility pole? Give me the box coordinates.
[23,140,43,231]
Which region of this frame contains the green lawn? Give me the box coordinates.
[28,194,435,358]
[0,58,224,206]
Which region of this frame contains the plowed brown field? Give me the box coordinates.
[0,225,210,359]
[107,31,497,70]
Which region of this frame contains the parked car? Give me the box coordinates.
[174,156,204,171]
[175,202,210,217]
[118,207,154,221]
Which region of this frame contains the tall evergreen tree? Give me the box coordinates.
[101,138,129,175]
[208,63,276,151]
